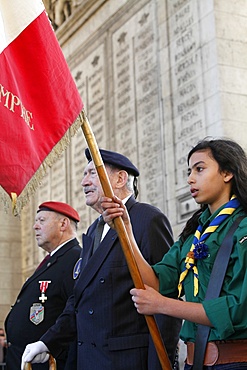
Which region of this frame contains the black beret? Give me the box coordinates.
[85,148,139,177]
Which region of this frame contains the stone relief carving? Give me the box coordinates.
[43,0,82,29]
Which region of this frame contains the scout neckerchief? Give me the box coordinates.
[178,196,240,297]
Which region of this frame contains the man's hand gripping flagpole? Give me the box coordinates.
[21,341,56,369]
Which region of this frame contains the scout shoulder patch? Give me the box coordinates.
[73,258,82,279]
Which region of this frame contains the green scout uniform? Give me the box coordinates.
[152,203,247,343]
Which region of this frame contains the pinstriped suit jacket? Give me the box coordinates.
[42,196,181,369]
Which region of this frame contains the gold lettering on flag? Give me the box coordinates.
[0,83,34,129]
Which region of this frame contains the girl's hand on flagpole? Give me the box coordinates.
[130,285,165,315]
[130,286,213,327]
[101,195,131,229]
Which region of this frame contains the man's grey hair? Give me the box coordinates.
[126,174,135,194]
[106,164,138,197]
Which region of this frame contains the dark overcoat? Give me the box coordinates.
[43,196,182,369]
[5,238,81,370]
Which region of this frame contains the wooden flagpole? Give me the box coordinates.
[24,355,56,370]
[80,111,172,370]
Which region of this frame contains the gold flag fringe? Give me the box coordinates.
[0,111,85,216]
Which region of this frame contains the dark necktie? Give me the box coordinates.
[93,215,105,253]
[36,254,51,270]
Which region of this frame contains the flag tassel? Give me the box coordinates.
[3,114,82,216]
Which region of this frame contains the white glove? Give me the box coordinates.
[21,341,49,370]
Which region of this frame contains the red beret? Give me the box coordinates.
[37,201,80,222]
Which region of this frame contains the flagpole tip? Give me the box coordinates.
[11,192,17,215]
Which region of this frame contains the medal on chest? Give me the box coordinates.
[29,280,51,325]
[30,303,44,325]
[39,280,51,303]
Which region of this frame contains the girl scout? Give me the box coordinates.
[102,138,247,370]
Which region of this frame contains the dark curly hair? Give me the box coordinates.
[180,137,247,242]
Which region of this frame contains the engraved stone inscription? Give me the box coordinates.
[38,172,51,203]
[50,152,66,201]
[73,44,106,147]
[168,0,206,188]
[112,2,164,207]
[71,44,107,231]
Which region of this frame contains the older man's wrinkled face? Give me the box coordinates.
[33,211,63,252]
[81,161,104,212]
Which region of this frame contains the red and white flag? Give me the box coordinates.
[0,0,83,213]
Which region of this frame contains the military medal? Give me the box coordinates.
[30,303,44,325]
[39,280,51,303]
[29,280,51,325]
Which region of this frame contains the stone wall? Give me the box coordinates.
[0,208,21,328]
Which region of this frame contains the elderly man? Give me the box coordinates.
[5,201,81,370]
[22,149,181,369]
